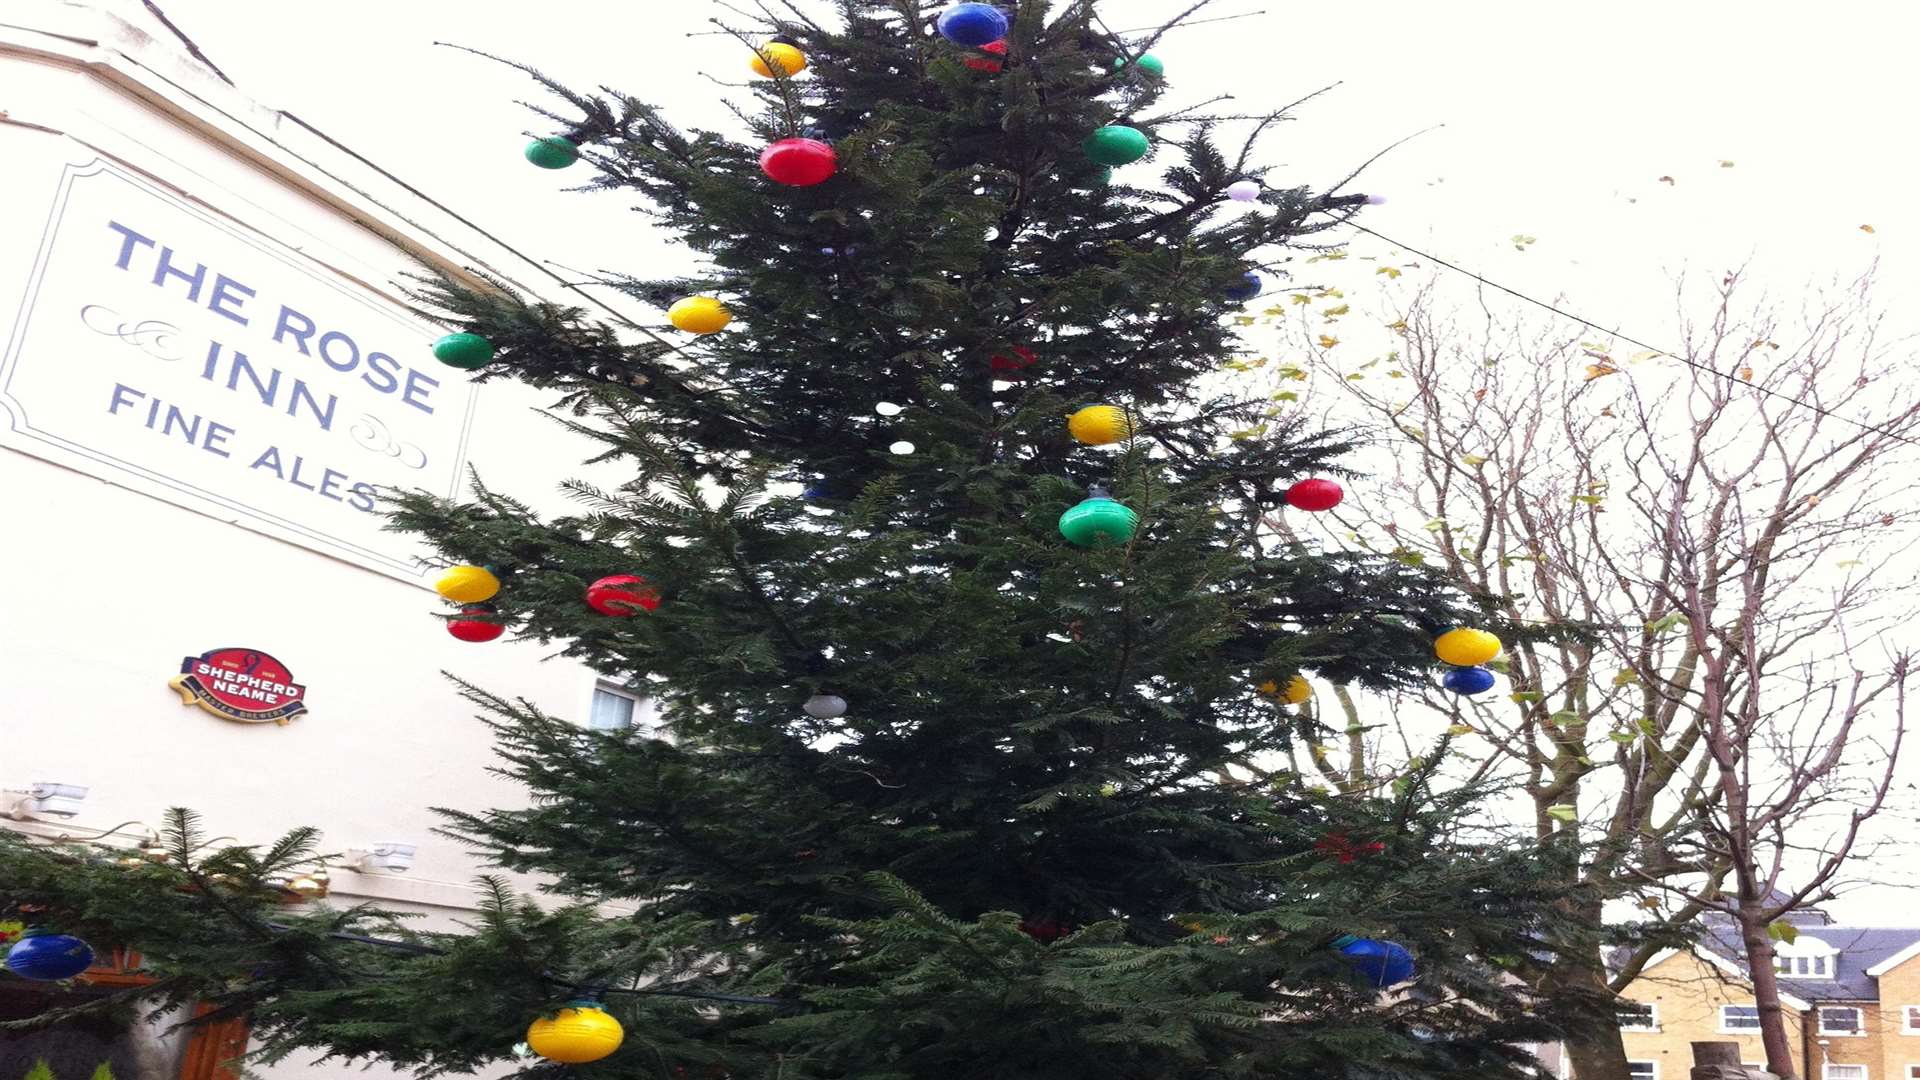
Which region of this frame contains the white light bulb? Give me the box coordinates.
[803,693,848,719]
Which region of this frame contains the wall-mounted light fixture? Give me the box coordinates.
[3,782,89,821]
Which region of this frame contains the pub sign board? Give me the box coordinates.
[169,647,309,725]
[0,154,479,580]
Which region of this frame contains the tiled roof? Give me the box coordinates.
[1695,919,1920,1002]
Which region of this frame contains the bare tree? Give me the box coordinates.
[1267,265,1918,1080]
[1581,271,1917,1078]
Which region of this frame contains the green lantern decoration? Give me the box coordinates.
[431,333,495,370]
[524,136,580,170]
[1113,53,1164,76]
[1059,484,1139,547]
[1083,125,1150,167]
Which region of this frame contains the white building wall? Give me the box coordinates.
[0,3,648,1075]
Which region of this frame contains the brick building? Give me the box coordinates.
[1616,905,1920,1080]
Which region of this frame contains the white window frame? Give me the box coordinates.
[1627,1062,1658,1080]
[1819,1006,1866,1037]
[1903,1005,1920,1034]
[1823,1065,1867,1080]
[1617,1001,1660,1032]
[1720,1004,1763,1033]
[1904,1065,1920,1080]
[587,681,648,732]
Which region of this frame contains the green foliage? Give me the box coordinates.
[1,2,1616,1078]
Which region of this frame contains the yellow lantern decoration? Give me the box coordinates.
[750,42,807,78]
[668,296,733,335]
[1258,677,1312,704]
[527,1002,625,1065]
[1434,627,1502,667]
[435,564,500,605]
[1067,405,1133,446]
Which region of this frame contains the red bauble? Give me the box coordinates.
[759,138,837,187]
[1285,478,1344,512]
[964,40,1007,73]
[989,345,1037,372]
[1315,832,1386,863]
[1020,918,1072,942]
[585,574,661,616]
[447,607,504,642]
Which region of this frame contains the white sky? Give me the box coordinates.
[155,0,1920,921]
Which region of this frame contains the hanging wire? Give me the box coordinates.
[1343,222,1920,449]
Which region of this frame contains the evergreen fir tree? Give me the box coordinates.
[1,3,1617,1077]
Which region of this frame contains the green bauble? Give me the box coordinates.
[431,332,495,370]
[524,136,580,170]
[1059,490,1139,548]
[1114,53,1164,76]
[1083,125,1150,167]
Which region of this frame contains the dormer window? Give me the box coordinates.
[1771,935,1838,980]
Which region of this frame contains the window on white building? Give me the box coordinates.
[1773,936,1838,979]
[1627,1063,1657,1080]
[588,683,644,730]
[1820,1007,1865,1036]
[1617,1001,1659,1032]
[1824,1066,1867,1080]
[1721,1005,1762,1032]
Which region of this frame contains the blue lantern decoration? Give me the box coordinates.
[935,3,1009,47]
[1224,272,1262,303]
[1441,666,1496,695]
[1334,935,1414,988]
[6,930,96,981]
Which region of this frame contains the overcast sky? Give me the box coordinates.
[155,0,1920,921]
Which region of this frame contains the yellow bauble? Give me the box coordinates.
[669,296,733,335]
[1067,405,1133,446]
[750,42,807,77]
[1434,627,1502,667]
[1258,677,1312,704]
[435,564,500,604]
[526,1003,624,1065]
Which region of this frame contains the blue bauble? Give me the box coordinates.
[1442,666,1496,695]
[1224,272,1262,303]
[6,931,95,980]
[1336,936,1415,988]
[935,3,1009,47]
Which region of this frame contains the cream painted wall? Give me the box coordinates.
[0,3,651,1076]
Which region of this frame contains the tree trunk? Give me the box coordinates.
[1736,909,1799,1079]
[1551,944,1633,1080]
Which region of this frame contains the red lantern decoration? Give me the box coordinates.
[1314,832,1386,863]
[989,345,1037,372]
[759,138,837,187]
[1019,918,1072,942]
[964,40,1007,73]
[447,607,504,643]
[585,574,661,616]
[1285,478,1344,512]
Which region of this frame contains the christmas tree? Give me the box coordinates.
[2,3,1614,1077]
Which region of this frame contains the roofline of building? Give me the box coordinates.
[1641,946,1812,1011]
[1865,939,1920,977]
[0,0,650,330]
